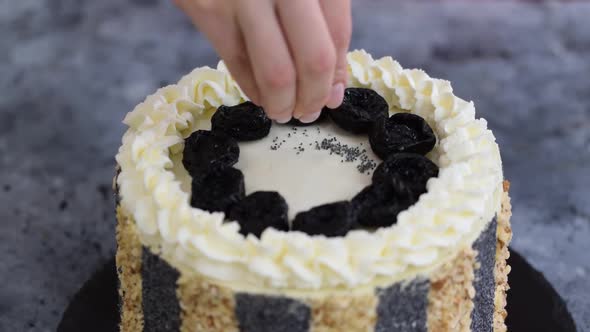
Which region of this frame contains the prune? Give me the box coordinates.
[182,130,239,176]
[352,179,415,228]
[228,191,289,237]
[325,88,389,134]
[292,201,353,237]
[190,166,245,213]
[372,153,439,198]
[212,101,271,141]
[369,113,436,159]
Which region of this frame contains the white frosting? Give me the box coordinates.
[115,50,504,289]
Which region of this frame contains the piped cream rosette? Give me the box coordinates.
[115,50,503,290]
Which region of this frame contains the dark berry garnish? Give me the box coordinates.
[182,130,239,176]
[212,101,271,141]
[292,201,353,237]
[228,191,289,237]
[369,113,436,159]
[287,111,326,126]
[325,88,389,134]
[190,166,245,213]
[352,179,415,228]
[372,153,439,198]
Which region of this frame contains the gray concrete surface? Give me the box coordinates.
[1,0,589,331]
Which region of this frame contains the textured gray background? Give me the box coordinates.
[1,0,589,331]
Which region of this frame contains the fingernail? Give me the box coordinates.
[298,111,322,124]
[325,83,345,109]
[293,108,304,119]
[275,114,292,124]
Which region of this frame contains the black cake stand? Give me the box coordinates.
[57,249,577,332]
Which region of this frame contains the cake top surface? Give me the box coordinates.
[116,50,503,290]
[185,120,379,220]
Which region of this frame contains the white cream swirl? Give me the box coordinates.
[115,51,504,289]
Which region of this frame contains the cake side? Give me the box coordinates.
[114,188,512,332]
[493,180,512,332]
[116,206,144,332]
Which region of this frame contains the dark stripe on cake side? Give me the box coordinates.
[470,217,498,332]
[234,293,311,332]
[141,247,182,332]
[375,279,429,332]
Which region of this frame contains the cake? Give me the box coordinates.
[114,50,512,332]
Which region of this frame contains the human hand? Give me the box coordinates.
[173,0,351,123]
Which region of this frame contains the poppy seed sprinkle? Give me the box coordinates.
[269,125,377,174]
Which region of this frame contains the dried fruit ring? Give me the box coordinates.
[183,95,439,237]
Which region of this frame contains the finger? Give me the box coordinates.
[175,1,261,104]
[277,0,337,120]
[237,0,296,123]
[217,29,261,105]
[320,0,352,108]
